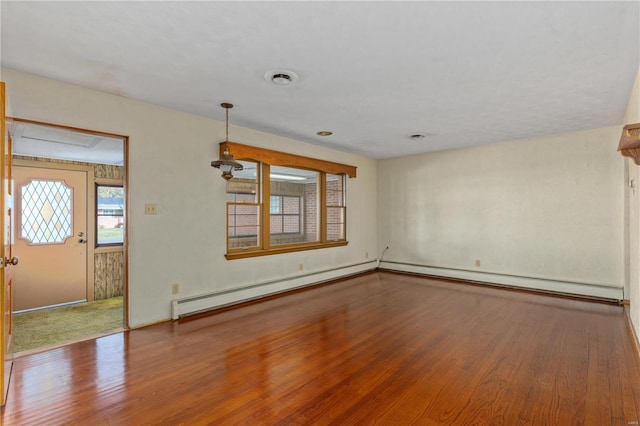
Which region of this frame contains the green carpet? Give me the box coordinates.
[13,296,124,353]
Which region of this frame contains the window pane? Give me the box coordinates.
[326,174,345,207]
[327,206,345,223]
[227,160,259,203]
[270,196,281,214]
[283,215,300,233]
[97,185,124,246]
[270,215,283,234]
[228,203,260,249]
[227,161,260,250]
[20,180,73,244]
[270,166,318,245]
[282,196,300,214]
[326,207,345,241]
[327,224,345,240]
[21,179,73,245]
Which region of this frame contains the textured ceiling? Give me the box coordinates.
[1,1,639,160]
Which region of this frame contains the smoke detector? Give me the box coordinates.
[264,70,299,86]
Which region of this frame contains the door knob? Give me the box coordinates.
[78,239,87,244]
[3,257,18,266]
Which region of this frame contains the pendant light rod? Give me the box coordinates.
[211,102,243,180]
[221,102,233,141]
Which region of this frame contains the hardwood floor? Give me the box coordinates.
[2,271,639,425]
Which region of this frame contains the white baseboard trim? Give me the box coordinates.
[379,261,624,301]
[171,260,377,320]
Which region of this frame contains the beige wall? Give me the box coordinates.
[4,66,636,333]
[378,126,626,299]
[1,68,378,327]
[625,68,640,338]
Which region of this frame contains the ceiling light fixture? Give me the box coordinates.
[316,131,333,136]
[264,70,299,86]
[211,103,243,180]
[407,133,426,140]
[270,173,306,181]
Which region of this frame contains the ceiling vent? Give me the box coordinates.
[264,70,299,86]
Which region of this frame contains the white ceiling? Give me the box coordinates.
[1,1,639,160]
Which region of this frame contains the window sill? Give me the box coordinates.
[95,245,124,254]
[225,240,348,260]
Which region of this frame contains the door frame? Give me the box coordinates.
[13,160,95,304]
[1,81,13,406]
[8,117,129,328]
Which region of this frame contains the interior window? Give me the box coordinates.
[326,174,346,241]
[221,144,354,260]
[269,166,318,246]
[96,184,125,246]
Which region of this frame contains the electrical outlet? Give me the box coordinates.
[172,283,180,294]
[475,259,481,267]
[299,263,304,271]
[366,251,369,259]
[145,203,158,215]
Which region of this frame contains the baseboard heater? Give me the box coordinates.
[379,260,624,301]
[171,260,377,320]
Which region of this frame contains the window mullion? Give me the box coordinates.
[262,163,270,249]
[319,172,327,242]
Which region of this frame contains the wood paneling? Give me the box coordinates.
[2,272,639,424]
[94,251,124,299]
[13,155,124,180]
[94,163,124,180]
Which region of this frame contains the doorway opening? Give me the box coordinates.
[8,119,128,355]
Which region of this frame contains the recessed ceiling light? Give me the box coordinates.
[317,131,333,136]
[264,70,299,86]
[407,133,427,140]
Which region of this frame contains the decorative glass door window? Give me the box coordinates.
[20,179,73,244]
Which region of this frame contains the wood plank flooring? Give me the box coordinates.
[2,271,639,425]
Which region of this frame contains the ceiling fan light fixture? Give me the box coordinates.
[316,131,333,137]
[264,70,299,86]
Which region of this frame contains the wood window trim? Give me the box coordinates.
[226,240,348,260]
[619,123,640,165]
[223,146,354,260]
[221,142,357,178]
